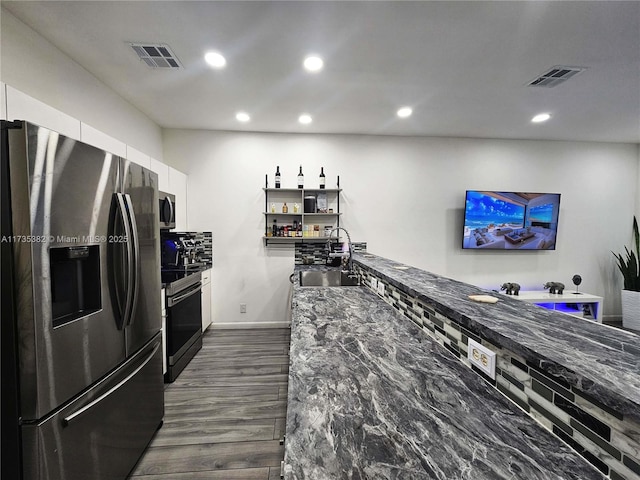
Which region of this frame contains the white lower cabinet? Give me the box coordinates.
[201,269,212,332]
[161,287,167,375]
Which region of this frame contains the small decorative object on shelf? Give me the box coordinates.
[275,166,281,188]
[297,165,304,189]
[572,274,582,294]
[282,202,288,213]
[500,282,520,295]
[293,203,299,213]
[319,167,325,189]
[317,193,327,213]
[543,282,565,294]
[270,202,276,213]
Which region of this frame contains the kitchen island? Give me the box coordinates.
[352,254,640,423]
[284,254,640,479]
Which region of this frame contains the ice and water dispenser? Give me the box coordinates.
[50,245,101,328]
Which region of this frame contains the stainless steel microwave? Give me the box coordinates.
[158,191,176,230]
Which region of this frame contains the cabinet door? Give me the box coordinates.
[149,157,170,192]
[6,85,80,140]
[169,167,188,231]
[201,269,212,331]
[161,288,167,374]
[1,82,6,120]
[126,145,151,170]
[81,123,126,156]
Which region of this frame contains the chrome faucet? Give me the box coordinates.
[327,227,353,273]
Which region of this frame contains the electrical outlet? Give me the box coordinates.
[376,281,385,297]
[370,278,378,291]
[240,303,247,313]
[467,339,496,380]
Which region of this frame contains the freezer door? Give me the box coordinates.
[21,335,164,480]
[119,159,162,356]
[8,123,126,420]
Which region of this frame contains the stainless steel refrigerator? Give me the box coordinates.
[1,121,164,480]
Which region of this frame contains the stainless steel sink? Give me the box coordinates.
[299,270,360,287]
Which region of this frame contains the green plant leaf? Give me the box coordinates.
[629,251,638,290]
[634,216,639,275]
[612,217,640,291]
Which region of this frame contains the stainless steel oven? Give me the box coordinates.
[163,271,202,382]
[159,191,176,230]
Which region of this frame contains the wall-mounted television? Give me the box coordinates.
[462,191,561,250]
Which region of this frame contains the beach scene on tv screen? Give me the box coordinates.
[463,191,560,250]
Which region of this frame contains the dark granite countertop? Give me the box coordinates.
[285,264,606,479]
[352,253,640,423]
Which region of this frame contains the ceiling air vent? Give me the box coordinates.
[528,66,587,88]
[130,43,182,69]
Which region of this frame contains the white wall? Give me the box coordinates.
[0,7,190,222]
[163,129,638,325]
[0,8,163,160]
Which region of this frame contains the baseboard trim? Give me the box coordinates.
[211,321,291,329]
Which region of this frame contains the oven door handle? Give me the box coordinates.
[168,282,201,307]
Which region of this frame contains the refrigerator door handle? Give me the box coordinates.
[115,193,135,329]
[62,342,160,427]
[123,194,140,327]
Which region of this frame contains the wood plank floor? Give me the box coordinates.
[131,328,291,480]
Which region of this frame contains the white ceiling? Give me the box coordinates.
[3,1,640,143]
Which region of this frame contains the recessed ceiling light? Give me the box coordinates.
[298,114,313,125]
[531,113,552,123]
[204,51,226,68]
[303,56,324,72]
[236,112,250,123]
[397,107,413,118]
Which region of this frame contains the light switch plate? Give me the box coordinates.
[467,339,496,380]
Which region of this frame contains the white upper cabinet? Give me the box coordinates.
[168,167,188,231]
[80,122,126,156]
[6,85,80,139]
[149,157,170,192]
[1,82,6,120]
[126,145,151,170]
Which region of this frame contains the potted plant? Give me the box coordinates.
[613,216,640,329]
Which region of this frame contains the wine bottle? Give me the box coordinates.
[319,167,325,189]
[297,165,304,189]
[275,166,281,188]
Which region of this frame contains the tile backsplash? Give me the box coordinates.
[294,241,366,265]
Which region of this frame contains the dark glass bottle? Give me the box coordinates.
[319,167,325,189]
[297,165,304,189]
[275,166,281,188]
